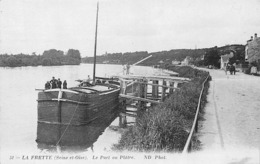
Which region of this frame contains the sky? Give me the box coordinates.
[0,0,260,57]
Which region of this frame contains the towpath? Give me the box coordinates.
[197,69,260,160]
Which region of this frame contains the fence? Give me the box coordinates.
[182,72,210,153]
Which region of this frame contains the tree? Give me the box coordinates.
[66,49,81,64]
[66,49,81,60]
[41,58,52,66]
[204,47,220,68]
[4,56,20,67]
[43,49,64,59]
[31,56,40,66]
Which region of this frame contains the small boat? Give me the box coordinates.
[36,3,121,126]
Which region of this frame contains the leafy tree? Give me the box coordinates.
[204,47,220,68]
[4,56,20,67]
[31,56,40,66]
[41,58,52,66]
[0,49,81,67]
[66,49,81,62]
[43,49,64,59]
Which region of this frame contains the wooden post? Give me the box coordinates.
[144,80,147,99]
[119,100,127,128]
[152,80,159,98]
[142,81,146,110]
[144,80,148,109]
[169,82,174,94]
[120,80,127,94]
[137,82,142,111]
[119,114,122,127]
[151,80,159,107]
[161,80,166,102]
[119,79,127,128]
[174,82,178,91]
[137,80,146,111]
[120,80,123,94]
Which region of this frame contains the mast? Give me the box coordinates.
[93,2,99,84]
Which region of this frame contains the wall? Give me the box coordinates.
[246,37,260,63]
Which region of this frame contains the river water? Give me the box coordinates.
[0,64,157,154]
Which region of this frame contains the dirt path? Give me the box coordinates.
[197,69,260,162]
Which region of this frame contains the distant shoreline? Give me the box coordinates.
[0,63,81,68]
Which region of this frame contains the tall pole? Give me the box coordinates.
[93,2,99,85]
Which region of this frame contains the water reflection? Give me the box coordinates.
[36,108,119,153]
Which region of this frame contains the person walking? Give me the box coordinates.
[122,65,126,75]
[224,64,228,75]
[233,63,236,75]
[126,63,130,75]
[230,65,235,75]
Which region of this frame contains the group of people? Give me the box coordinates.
[45,77,67,89]
[224,63,236,75]
[123,63,131,75]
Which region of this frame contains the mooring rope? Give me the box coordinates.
[55,93,83,146]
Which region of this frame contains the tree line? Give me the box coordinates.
[82,51,150,65]
[0,49,81,67]
[82,44,245,68]
[82,50,206,65]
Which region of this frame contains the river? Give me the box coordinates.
[0,64,158,154]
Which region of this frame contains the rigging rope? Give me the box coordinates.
[114,55,153,75]
[55,93,83,146]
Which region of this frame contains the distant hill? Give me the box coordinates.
[82,51,150,65]
[82,44,245,67]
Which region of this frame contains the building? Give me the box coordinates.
[220,51,234,69]
[181,56,192,65]
[245,33,260,64]
[172,60,181,65]
[220,55,230,69]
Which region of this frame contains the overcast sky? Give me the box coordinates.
[0,0,260,57]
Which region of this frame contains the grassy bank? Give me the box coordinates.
[112,66,210,152]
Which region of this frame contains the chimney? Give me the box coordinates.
[255,33,257,39]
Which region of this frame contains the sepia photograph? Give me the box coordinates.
[0,0,259,163]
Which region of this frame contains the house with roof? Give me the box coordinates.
[181,56,192,66]
[245,33,260,64]
[172,60,181,65]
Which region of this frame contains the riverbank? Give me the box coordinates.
[112,66,210,152]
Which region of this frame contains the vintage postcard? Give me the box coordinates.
[0,0,259,164]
